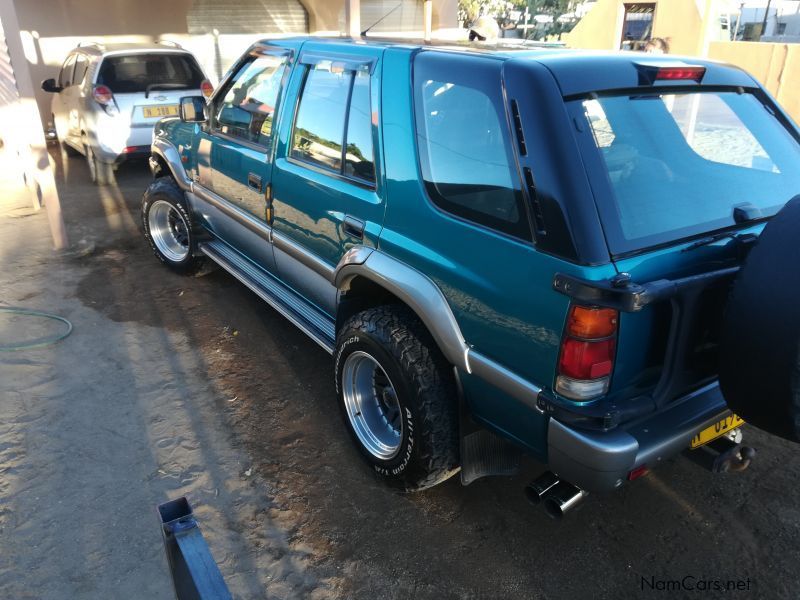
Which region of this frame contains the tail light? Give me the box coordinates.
[92,84,114,105]
[201,80,214,98]
[555,305,619,401]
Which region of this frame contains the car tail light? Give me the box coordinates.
[655,66,706,82]
[555,305,618,401]
[92,84,114,105]
[201,80,214,98]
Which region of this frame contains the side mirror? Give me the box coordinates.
[41,78,62,93]
[179,96,208,123]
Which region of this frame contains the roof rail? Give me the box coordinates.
[158,39,183,49]
[77,41,105,50]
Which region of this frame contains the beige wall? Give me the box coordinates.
[709,41,800,125]
[566,0,726,56]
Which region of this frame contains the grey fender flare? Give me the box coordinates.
[151,137,192,190]
[335,248,471,373]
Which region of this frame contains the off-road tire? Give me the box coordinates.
[335,305,460,491]
[719,195,800,443]
[141,177,205,275]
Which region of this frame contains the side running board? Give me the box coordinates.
[199,240,336,353]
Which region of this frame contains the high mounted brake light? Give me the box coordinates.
[556,305,619,401]
[635,63,706,86]
[655,66,706,82]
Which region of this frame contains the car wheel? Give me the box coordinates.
[719,195,800,443]
[85,145,113,186]
[335,305,460,491]
[141,177,205,275]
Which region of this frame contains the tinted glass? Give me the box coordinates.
[413,54,529,240]
[344,69,374,182]
[73,55,89,86]
[291,62,350,172]
[96,53,204,94]
[58,55,76,88]
[582,91,800,253]
[215,54,288,149]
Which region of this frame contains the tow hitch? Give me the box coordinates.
[687,429,756,473]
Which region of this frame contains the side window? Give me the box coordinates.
[291,61,375,184]
[73,55,89,86]
[413,54,530,240]
[58,55,77,88]
[214,53,288,150]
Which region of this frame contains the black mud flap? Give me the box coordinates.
[459,395,522,485]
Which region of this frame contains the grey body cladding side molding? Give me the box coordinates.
[151,138,543,413]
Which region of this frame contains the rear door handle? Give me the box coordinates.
[247,172,262,192]
[343,216,365,240]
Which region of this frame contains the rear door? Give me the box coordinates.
[571,87,800,407]
[193,43,296,273]
[96,52,206,141]
[269,43,384,315]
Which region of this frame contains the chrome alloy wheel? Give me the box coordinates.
[341,351,403,460]
[148,200,190,262]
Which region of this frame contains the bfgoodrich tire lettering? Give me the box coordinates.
[141,177,205,275]
[335,305,460,491]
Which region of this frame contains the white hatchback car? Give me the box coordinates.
[42,42,212,184]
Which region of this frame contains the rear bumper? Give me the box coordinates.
[547,382,730,492]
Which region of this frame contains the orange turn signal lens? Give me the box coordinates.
[566,306,618,339]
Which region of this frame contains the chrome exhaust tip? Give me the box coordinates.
[542,481,587,520]
[524,471,560,505]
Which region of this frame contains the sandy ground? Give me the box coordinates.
[1,147,800,599]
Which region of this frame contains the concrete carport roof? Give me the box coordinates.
[0,0,456,250]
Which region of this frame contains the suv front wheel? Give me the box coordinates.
[335,305,460,491]
[142,177,205,275]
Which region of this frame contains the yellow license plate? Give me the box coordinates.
[690,414,745,449]
[143,105,179,118]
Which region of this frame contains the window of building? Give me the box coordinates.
[291,62,375,184]
[214,53,289,150]
[413,53,529,240]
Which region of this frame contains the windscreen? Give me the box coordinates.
[97,53,204,94]
[581,91,800,254]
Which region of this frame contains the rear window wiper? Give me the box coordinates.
[682,232,739,252]
[145,83,190,98]
[683,204,764,251]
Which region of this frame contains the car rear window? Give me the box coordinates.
[96,53,204,94]
[580,90,800,254]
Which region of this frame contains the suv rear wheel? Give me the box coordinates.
[335,305,460,491]
[142,177,205,275]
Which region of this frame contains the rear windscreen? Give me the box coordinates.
[580,91,800,254]
[96,53,204,94]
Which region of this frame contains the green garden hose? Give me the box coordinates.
[0,307,73,351]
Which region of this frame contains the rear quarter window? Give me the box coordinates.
[413,53,530,241]
[97,53,204,94]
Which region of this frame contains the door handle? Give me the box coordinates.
[247,172,262,192]
[343,216,365,240]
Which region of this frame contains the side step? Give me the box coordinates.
[199,240,336,353]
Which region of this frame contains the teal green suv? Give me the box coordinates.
[142,37,800,517]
